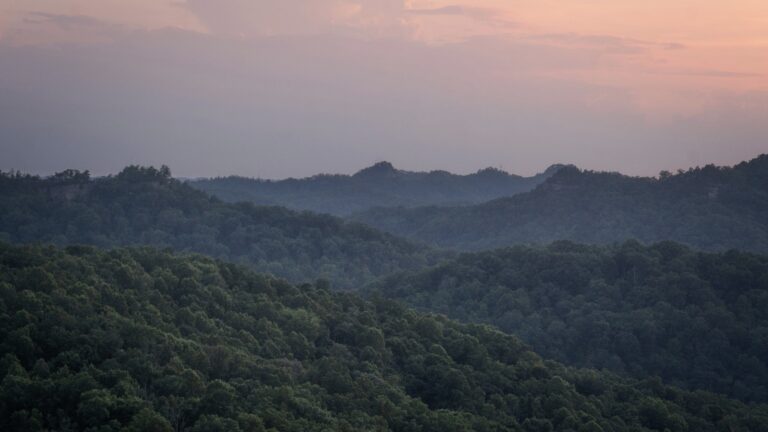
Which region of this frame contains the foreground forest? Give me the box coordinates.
[353,155,768,252]
[0,166,445,289]
[368,241,768,402]
[1,159,768,431]
[190,162,564,216]
[2,243,768,432]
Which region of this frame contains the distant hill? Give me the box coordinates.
[0,166,446,289]
[353,154,768,252]
[2,242,766,431]
[367,241,768,402]
[189,162,565,216]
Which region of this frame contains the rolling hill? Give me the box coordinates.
[190,162,565,216]
[0,166,446,289]
[1,243,766,431]
[367,241,768,402]
[353,154,768,252]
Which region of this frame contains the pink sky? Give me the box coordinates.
[0,1,766,177]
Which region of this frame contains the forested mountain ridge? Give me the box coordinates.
[0,166,447,289]
[1,243,767,431]
[189,162,565,216]
[352,154,768,252]
[367,240,768,402]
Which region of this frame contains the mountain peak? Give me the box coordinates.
[475,167,509,177]
[354,161,398,177]
[542,163,574,175]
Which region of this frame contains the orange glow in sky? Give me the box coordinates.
[1,1,766,176]
[2,1,766,84]
[2,0,766,114]
[415,1,768,82]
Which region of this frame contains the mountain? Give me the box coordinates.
[1,243,766,431]
[367,241,768,402]
[189,162,565,216]
[352,154,768,252]
[0,166,447,289]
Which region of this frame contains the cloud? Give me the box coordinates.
[654,68,763,78]
[0,1,206,45]
[405,5,513,25]
[4,12,129,45]
[0,3,765,179]
[179,1,517,41]
[25,13,109,29]
[182,0,411,37]
[1,27,765,179]
[524,33,685,55]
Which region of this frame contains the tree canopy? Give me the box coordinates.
[190,162,564,216]
[1,242,767,431]
[353,154,768,252]
[0,166,446,289]
[368,240,768,402]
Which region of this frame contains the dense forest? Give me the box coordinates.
[353,155,768,252]
[0,166,445,289]
[190,162,564,216]
[3,159,768,431]
[2,243,768,432]
[368,241,768,402]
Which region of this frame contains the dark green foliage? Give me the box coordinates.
[353,154,768,252]
[190,162,564,216]
[1,243,767,431]
[0,166,446,289]
[369,241,768,401]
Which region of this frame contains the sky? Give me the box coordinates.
[0,1,766,178]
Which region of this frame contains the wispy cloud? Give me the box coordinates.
[0,1,766,178]
[182,0,410,37]
[24,13,108,29]
[4,12,129,45]
[405,4,515,28]
[523,33,686,55]
[654,68,763,78]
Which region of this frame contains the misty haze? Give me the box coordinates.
[1,1,767,431]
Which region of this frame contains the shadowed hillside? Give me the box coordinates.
[190,162,565,216]
[367,241,768,402]
[353,155,768,252]
[0,166,447,289]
